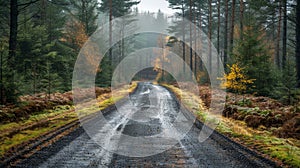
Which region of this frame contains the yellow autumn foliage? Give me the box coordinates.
[153,35,170,73]
[219,64,255,94]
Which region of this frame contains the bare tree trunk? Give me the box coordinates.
[9,0,18,62]
[276,0,282,68]
[194,3,197,75]
[33,62,36,94]
[182,4,186,75]
[239,0,244,40]
[0,42,3,105]
[189,0,193,76]
[230,0,236,53]
[296,0,300,86]
[224,0,229,68]
[217,0,221,73]
[282,0,287,68]
[198,3,203,72]
[40,0,46,25]
[8,0,18,103]
[208,0,212,74]
[109,0,113,64]
[47,62,51,99]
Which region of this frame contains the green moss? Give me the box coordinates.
[216,122,232,134]
[0,115,79,156]
[99,96,122,110]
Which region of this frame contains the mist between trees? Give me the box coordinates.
[1,0,300,106]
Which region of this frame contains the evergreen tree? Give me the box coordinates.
[99,0,140,17]
[97,0,139,86]
[279,60,298,104]
[67,0,99,36]
[232,25,276,96]
[168,0,188,74]
[17,21,58,95]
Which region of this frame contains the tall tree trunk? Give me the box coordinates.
[109,0,113,65]
[189,0,193,75]
[0,42,3,105]
[230,0,236,53]
[33,62,36,94]
[217,0,221,73]
[182,4,186,74]
[194,3,197,75]
[296,0,300,86]
[120,26,125,81]
[208,0,212,74]
[8,0,18,103]
[40,0,46,25]
[198,3,203,72]
[239,0,244,40]
[9,0,18,64]
[48,2,53,41]
[276,0,282,68]
[47,61,51,99]
[282,0,287,68]
[224,0,229,68]
[217,0,220,54]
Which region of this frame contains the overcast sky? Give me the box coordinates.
[136,0,174,15]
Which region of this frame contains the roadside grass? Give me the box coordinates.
[0,105,74,134]
[219,117,300,167]
[162,83,300,168]
[0,82,137,158]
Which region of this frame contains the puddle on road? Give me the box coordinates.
[90,84,193,157]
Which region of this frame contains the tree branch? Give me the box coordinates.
[17,0,40,7]
[18,0,40,12]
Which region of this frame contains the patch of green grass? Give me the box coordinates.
[255,136,300,167]
[99,96,122,110]
[0,117,78,157]
[0,105,74,133]
[218,119,300,167]
[196,110,207,121]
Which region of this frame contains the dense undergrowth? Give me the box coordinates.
[0,87,111,124]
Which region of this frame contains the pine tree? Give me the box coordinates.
[232,25,276,96]
[168,0,192,74]
[279,60,298,104]
[99,0,140,17]
[17,21,58,95]
[67,0,99,36]
[98,0,139,86]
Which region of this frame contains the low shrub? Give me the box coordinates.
[244,115,265,128]
[275,114,300,140]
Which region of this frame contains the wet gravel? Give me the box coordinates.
[13,83,277,168]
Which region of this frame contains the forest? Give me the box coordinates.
[0,0,300,103]
[0,0,300,167]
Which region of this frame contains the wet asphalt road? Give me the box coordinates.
[14,83,275,168]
